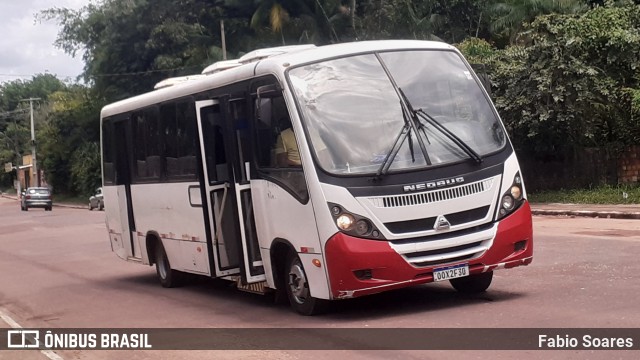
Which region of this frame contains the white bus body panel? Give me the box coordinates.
[103,185,139,260]
[129,182,210,275]
[250,179,330,299]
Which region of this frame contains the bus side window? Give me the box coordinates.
[132,107,161,181]
[255,95,299,168]
[230,99,251,182]
[254,97,275,167]
[102,120,115,185]
[252,86,308,202]
[201,104,229,184]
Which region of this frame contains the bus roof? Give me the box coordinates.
[101,40,455,119]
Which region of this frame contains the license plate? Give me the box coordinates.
[433,263,469,282]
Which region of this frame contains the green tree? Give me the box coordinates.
[0,74,65,190]
[41,0,230,100]
[356,0,490,43]
[461,2,640,159]
[241,0,349,44]
[488,0,587,43]
[38,85,103,195]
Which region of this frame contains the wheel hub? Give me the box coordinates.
[288,260,309,304]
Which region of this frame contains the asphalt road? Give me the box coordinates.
[0,197,639,359]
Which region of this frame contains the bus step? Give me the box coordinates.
[232,276,268,294]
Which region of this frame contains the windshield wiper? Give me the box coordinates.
[396,88,483,164]
[415,108,483,164]
[375,102,415,178]
[374,55,432,178]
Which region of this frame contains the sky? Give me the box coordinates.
[0,0,91,84]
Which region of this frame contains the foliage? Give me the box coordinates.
[1,0,635,196]
[37,86,103,195]
[0,75,68,189]
[244,0,350,44]
[356,0,491,43]
[70,142,102,196]
[489,0,587,43]
[40,0,230,100]
[0,73,64,114]
[457,2,640,161]
[456,37,499,65]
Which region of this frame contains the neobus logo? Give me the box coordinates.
[403,177,465,192]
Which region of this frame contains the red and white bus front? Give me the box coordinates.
[284,45,533,306]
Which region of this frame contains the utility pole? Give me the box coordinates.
[220,20,227,60]
[20,98,41,187]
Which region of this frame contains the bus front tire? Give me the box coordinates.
[285,252,327,316]
[155,241,183,288]
[450,271,493,294]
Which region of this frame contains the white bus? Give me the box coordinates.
[100,40,533,315]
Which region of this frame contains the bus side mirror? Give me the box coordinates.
[257,84,281,99]
[257,98,273,126]
[256,84,282,126]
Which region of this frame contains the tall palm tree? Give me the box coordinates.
[249,0,348,45]
[249,0,292,44]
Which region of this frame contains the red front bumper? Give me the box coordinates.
[324,202,533,299]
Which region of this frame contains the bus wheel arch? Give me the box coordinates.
[146,232,183,288]
[284,250,327,315]
[271,239,327,315]
[270,239,293,305]
[145,232,162,266]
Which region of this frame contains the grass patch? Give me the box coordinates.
[529,184,640,204]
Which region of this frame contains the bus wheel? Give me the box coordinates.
[450,271,493,294]
[285,252,326,315]
[155,241,182,288]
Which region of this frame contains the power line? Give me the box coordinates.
[0,109,30,119]
[87,65,203,78]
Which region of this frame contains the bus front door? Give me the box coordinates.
[112,120,139,260]
[195,99,266,284]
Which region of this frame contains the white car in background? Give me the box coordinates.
[89,187,104,211]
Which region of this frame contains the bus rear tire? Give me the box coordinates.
[285,252,327,316]
[155,241,183,288]
[450,271,493,294]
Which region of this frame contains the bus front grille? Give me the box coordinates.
[402,241,484,267]
[389,224,496,268]
[384,206,490,234]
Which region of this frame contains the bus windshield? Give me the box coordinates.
[287,50,506,175]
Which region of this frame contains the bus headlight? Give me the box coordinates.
[328,203,385,240]
[510,186,522,200]
[502,195,515,210]
[497,172,525,220]
[336,214,355,231]
[355,219,373,236]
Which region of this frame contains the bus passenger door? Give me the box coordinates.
[112,120,139,260]
[195,99,265,283]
